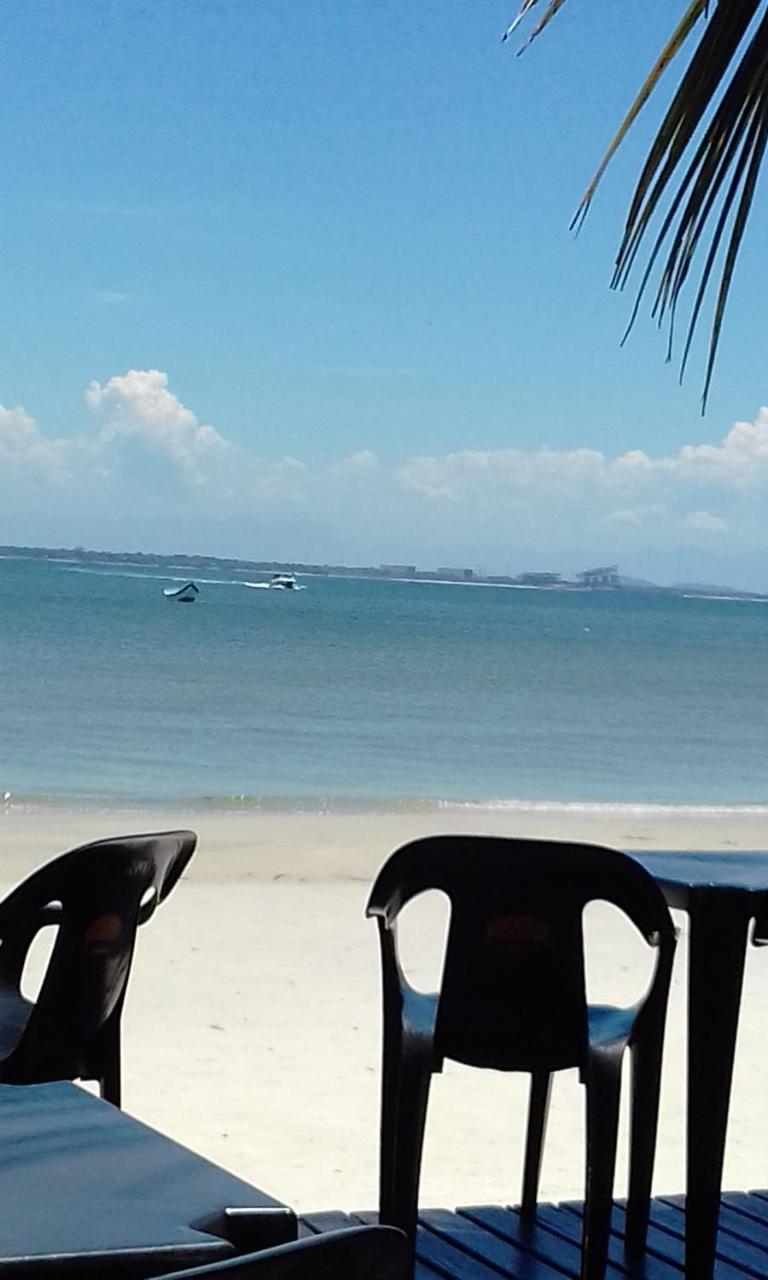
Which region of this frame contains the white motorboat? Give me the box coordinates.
[243,573,304,591]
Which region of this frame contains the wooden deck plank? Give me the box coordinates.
[414,1224,518,1280]
[561,1201,755,1280]
[656,1209,767,1279]
[460,1204,677,1280]
[351,1206,548,1280]
[619,1199,768,1278]
[299,1211,357,1236]
[658,1196,768,1252]
[351,1209,450,1280]
[721,1193,768,1228]
[457,1205,582,1279]
[419,1207,571,1280]
[302,1193,768,1280]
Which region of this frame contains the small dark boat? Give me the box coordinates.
[163,582,199,603]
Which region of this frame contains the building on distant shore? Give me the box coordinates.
[380,564,417,577]
[518,572,563,587]
[578,565,621,588]
[436,567,475,580]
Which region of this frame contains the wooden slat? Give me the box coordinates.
[461,1203,677,1280]
[722,1193,768,1228]
[614,1198,768,1279]
[458,1205,582,1279]
[420,1207,570,1280]
[562,1200,752,1280]
[659,1195,768,1252]
[351,1206,531,1280]
[351,1211,444,1280]
[641,1201,768,1278]
[413,1223,515,1280]
[301,1192,768,1280]
[299,1211,357,1236]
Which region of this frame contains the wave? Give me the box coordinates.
[437,798,768,816]
[4,790,768,817]
[57,565,254,588]
[682,593,768,604]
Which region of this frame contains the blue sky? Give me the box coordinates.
[2,2,768,586]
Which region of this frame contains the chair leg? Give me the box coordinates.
[379,1034,400,1223]
[521,1072,552,1218]
[379,1048,433,1250]
[582,1047,623,1280]
[98,1019,121,1108]
[625,1024,664,1257]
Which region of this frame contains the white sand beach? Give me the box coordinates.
[1,804,767,1215]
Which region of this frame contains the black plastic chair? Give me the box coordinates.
[366,836,676,1280]
[150,1226,410,1280]
[0,829,196,1106]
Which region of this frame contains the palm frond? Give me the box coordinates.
[509,0,768,409]
[571,0,707,231]
[613,1,762,288]
[700,91,768,404]
[501,1,538,43]
[517,0,570,54]
[502,0,568,48]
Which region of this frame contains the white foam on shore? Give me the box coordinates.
[440,798,768,816]
[3,790,768,818]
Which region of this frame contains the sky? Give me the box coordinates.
[2,1,768,588]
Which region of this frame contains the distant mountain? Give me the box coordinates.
[672,581,767,598]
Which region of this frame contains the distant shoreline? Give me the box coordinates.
[2,543,767,601]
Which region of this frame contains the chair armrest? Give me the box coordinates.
[648,923,680,946]
[366,888,402,928]
[752,908,768,946]
[366,863,410,926]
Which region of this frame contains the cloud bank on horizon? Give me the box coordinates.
[1,369,767,585]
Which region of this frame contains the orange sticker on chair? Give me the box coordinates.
[84,915,122,944]
[485,915,550,946]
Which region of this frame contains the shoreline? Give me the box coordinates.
[1,801,766,884]
[7,795,768,813]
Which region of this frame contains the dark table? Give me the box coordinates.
[633,851,768,1280]
[0,1080,296,1277]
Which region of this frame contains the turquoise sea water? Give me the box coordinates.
[1,556,767,810]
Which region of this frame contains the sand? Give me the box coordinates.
[1,803,767,1215]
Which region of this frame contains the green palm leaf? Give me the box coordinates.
[509,0,768,409]
[571,0,707,231]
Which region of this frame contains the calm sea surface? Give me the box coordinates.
[1,556,766,810]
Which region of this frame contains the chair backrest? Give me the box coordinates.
[149,1226,410,1280]
[367,835,675,1073]
[0,830,196,1082]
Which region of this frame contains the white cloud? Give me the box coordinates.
[683,510,728,534]
[327,449,381,478]
[85,370,232,487]
[0,404,70,480]
[605,508,645,527]
[1,371,768,582]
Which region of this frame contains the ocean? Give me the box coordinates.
[1,555,766,812]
